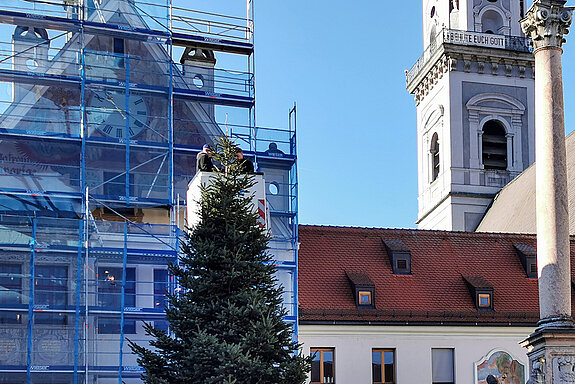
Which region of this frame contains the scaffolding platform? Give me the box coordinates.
[0,0,299,382]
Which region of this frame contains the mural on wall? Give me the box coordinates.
[475,350,526,384]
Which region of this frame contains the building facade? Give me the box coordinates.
[297,225,553,384]
[0,1,299,383]
[407,0,535,231]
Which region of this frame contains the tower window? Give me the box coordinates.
[481,10,504,34]
[431,133,440,182]
[482,120,507,170]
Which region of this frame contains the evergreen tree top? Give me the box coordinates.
[130,136,311,384]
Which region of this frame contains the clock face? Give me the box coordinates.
[87,90,149,139]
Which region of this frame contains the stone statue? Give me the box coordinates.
[526,361,544,384]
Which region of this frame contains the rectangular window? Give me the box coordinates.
[154,269,169,309]
[358,290,372,306]
[396,259,408,270]
[0,264,22,324]
[432,348,454,384]
[113,38,125,55]
[34,265,67,325]
[478,293,491,308]
[113,37,125,67]
[97,317,136,334]
[311,348,335,383]
[373,349,395,384]
[98,267,136,308]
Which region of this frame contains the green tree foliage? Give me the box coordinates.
[130,136,311,384]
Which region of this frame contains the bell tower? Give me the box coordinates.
[407,0,535,231]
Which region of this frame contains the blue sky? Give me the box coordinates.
[1,1,573,229]
[252,1,575,229]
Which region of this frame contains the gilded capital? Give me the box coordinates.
[521,0,574,51]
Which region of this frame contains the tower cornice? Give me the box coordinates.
[407,48,534,105]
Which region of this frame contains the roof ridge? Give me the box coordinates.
[298,224,540,238]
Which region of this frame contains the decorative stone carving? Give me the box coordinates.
[478,57,486,74]
[554,356,575,383]
[463,55,473,72]
[491,59,500,75]
[448,56,458,71]
[519,65,526,78]
[527,360,545,384]
[505,60,514,76]
[521,0,574,51]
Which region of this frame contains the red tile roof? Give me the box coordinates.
[297,225,571,325]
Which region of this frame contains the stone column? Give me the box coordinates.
[522,0,574,327]
[520,1,575,383]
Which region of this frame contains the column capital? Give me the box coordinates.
[521,0,574,51]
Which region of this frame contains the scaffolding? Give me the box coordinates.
[0,0,299,383]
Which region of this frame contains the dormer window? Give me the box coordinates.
[515,244,537,278]
[346,271,375,310]
[464,276,494,311]
[383,239,412,275]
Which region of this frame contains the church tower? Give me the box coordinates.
[407,0,535,231]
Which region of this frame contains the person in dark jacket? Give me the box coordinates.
[196,144,215,172]
[235,147,254,174]
[486,375,500,384]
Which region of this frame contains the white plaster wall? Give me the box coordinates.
[418,195,453,230]
[300,325,533,384]
[417,76,451,222]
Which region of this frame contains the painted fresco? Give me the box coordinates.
[476,350,525,384]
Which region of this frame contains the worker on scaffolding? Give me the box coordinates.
[196,144,216,172]
[235,147,254,174]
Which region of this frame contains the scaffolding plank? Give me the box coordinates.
[0,10,252,55]
[173,87,254,108]
[172,33,253,55]
[0,69,80,87]
[83,21,169,42]
[0,9,80,32]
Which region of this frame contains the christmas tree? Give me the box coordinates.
[130,136,310,384]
